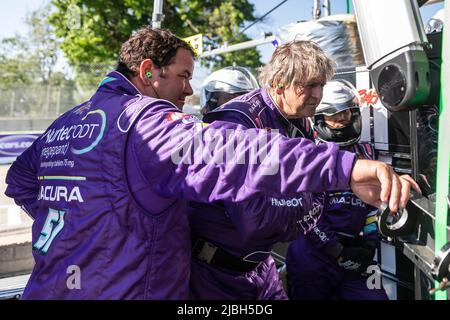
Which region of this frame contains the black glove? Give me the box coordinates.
[336,246,375,274]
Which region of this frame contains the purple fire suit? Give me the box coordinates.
[5,72,356,299]
[188,88,331,299]
[286,143,389,300]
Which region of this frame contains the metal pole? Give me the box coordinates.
[45,84,51,117]
[347,0,351,14]
[323,0,331,16]
[434,0,449,301]
[56,87,61,116]
[152,0,164,29]
[9,91,15,117]
[409,109,419,181]
[199,35,277,58]
[313,0,321,20]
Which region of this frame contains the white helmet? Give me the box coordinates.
[200,66,259,114]
[313,79,362,146]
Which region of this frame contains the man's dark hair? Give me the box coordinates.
[116,27,195,79]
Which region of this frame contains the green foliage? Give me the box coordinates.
[0,4,77,118]
[26,5,60,84]
[0,36,41,88]
[0,4,61,87]
[49,0,262,86]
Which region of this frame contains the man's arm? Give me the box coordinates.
[5,139,41,219]
[204,103,420,211]
[130,107,355,203]
[223,194,321,246]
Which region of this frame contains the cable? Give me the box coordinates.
[240,0,289,34]
[148,80,160,99]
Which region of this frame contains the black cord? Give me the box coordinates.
[148,80,160,99]
[240,0,289,34]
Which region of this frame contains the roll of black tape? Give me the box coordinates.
[377,202,416,237]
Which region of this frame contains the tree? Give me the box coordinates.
[49,0,262,87]
[0,36,41,88]
[26,5,60,85]
[0,4,61,86]
[0,4,76,117]
[164,0,262,70]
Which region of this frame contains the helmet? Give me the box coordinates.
[200,66,259,114]
[313,79,361,146]
[425,8,444,34]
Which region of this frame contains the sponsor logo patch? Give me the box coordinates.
[165,112,199,124]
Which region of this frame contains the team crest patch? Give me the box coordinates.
[165,112,200,124]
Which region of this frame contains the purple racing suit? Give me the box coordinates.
[5,73,355,299]
[286,143,388,300]
[188,88,333,299]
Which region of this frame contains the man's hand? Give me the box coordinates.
[350,159,421,212]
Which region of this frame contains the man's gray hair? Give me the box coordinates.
[258,40,335,89]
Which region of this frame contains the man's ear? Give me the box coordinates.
[139,59,154,84]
